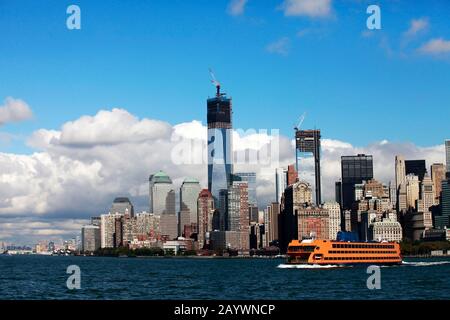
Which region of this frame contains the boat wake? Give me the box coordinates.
[401,261,450,267]
[277,264,347,269]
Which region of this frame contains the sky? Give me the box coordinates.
[0,0,449,245]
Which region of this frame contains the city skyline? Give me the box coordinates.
[1,0,450,245]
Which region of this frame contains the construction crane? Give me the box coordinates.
[294,112,307,132]
[209,68,221,96]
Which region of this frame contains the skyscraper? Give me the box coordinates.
[406,174,420,210]
[323,202,341,240]
[446,140,450,179]
[341,154,374,210]
[149,171,176,215]
[287,164,298,186]
[180,178,201,225]
[197,189,215,248]
[207,84,233,203]
[295,129,322,205]
[275,167,288,203]
[395,155,406,190]
[431,163,446,201]
[110,197,134,217]
[405,160,427,182]
[418,174,434,213]
[81,225,101,252]
[234,172,257,206]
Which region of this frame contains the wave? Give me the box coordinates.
[402,261,450,267]
[277,264,347,269]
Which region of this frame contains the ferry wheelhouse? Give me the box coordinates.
[287,239,402,265]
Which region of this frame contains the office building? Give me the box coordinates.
[431,163,446,201]
[395,155,406,190]
[405,159,427,182]
[110,197,134,217]
[341,154,374,210]
[287,164,298,186]
[297,207,329,240]
[323,202,341,240]
[100,212,123,248]
[368,220,402,242]
[264,202,280,246]
[149,171,176,215]
[436,179,450,229]
[418,174,434,213]
[234,172,257,206]
[227,181,249,235]
[207,84,233,202]
[406,174,420,210]
[275,167,288,203]
[446,140,450,178]
[197,189,215,248]
[81,225,101,252]
[180,178,201,225]
[295,129,322,205]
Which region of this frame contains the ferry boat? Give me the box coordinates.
[286,239,402,265]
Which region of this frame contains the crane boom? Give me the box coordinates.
[209,68,221,96]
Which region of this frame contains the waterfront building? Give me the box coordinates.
[197,189,215,248]
[81,225,101,252]
[149,171,176,215]
[297,207,330,240]
[135,212,161,240]
[403,211,433,241]
[234,172,257,206]
[180,178,201,225]
[295,129,322,205]
[207,84,233,203]
[178,210,191,237]
[341,154,374,210]
[435,179,450,229]
[275,167,288,203]
[368,219,402,242]
[418,174,435,213]
[323,202,341,240]
[406,174,420,210]
[405,159,427,182]
[431,163,446,201]
[159,214,178,240]
[110,197,134,217]
[227,181,250,250]
[100,212,123,248]
[446,140,450,178]
[265,202,280,246]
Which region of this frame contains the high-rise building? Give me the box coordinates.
[234,172,257,206]
[431,163,446,201]
[445,140,450,178]
[406,174,420,210]
[389,181,397,208]
[100,212,123,248]
[323,202,341,240]
[81,225,101,252]
[110,197,134,217]
[275,167,288,203]
[180,178,201,225]
[264,202,280,246]
[405,160,427,182]
[149,171,176,215]
[341,154,374,210]
[287,164,298,186]
[398,183,408,212]
[297,207,329,240]
[227,181,249,233]
[295,129,322,205]
[197,189,214,248]
[436,179,450,229]
[418,174,434,213]
[207,84,233,203]
[395,155,406,190]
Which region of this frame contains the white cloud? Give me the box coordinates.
[404,18,429,38]
[280,0,332,18]
[0,108,446,244]
[0,97,33,125]
[227,0,248,16]
[419,38,450,55]
[266,37,291,56]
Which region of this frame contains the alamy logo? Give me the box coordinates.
[366,265,381,290]
[366,5,381,30]
[66,265,81,290]
[66,5,81,30]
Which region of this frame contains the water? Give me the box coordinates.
[1,255,450,300]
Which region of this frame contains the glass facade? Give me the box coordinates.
[341,154,374,210]
[405,159,427,182]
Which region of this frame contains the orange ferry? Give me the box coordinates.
[287,239,402,265]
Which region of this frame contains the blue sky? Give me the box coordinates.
[1,0,450,154]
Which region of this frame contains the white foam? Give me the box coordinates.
[277,264,345,269]
[402,261,450,267]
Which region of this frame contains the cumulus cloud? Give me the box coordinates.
[419,38,450,55]
[227,0,248,16]
[266,37,291,56]
[0,108,446,244]
[0,97,33,125]
[280,0,332,18]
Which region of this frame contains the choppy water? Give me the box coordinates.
[1,255,449,300]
